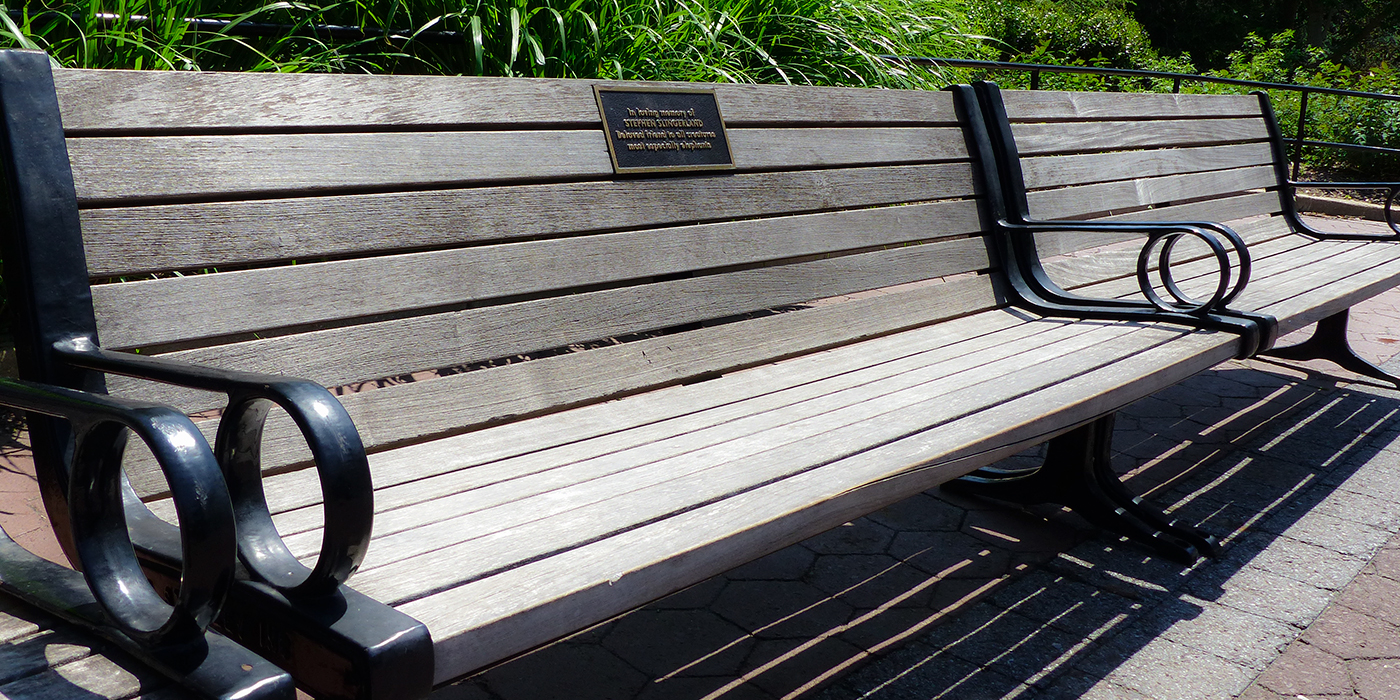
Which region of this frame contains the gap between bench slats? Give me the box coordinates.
[68,126,969,205]
[397,326,1240,682]
[126,269,1003,500]
[80,162,977,278]
[54,71,959,133]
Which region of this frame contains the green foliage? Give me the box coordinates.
[0,0,984,88]
[1198,30,1400,178]
[964,0,1197,91]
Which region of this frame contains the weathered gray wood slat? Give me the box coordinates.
[106,217,989,415]
[0,628,99,687]
[1076,237,1390,341]
[1026,165,1277,221]
[1011,118,1269,156]
[250,311,1037,521]
[144,308,1035,524]
[397,327,1241,681]
[1034,210,1287,262]
[268,316,1082,546]
[69,127,968,204]
[1081,234,1368,305]
[0,651,173,700]
[1019,142,1275,190]
[1037,216,1295,291]
[1235,242,1400,333]
[54,70,958,133]
[1102,192,1281,224]
[1260,250,1400,336]
[94,198,985,351]
[999,90,1263,121]
[346,321,1186,601]
[125,272,1003,499]
[80,162,978,278]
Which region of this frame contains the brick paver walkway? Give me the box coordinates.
[4,216,1400,699]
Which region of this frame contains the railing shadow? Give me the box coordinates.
[446,358,1400,700]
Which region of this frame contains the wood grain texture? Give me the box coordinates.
[146,310,1034,521]
[69,126,968,204]
[54,70,957,133]
[1026,165,1278,221]
[1011,118,1270,156]
[396,325,1240,681]
[999,90,1263,122]
[268,316,1080,546]
[1019,142,1275,190]
[349,322,1187,602]
[80,162,979,277]
[94,198,986,350]
[124,273,1003,498]
[105,224,990,414]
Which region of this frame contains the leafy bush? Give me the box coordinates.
[1199,31,1400,179]
[0,0,984,88]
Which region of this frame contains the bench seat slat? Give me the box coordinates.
[127,272,1002,499]
[54,71,959,133]
[389,322,1239,682]
[69,127,970,204]
[1020,142,1275,190]
[1026,165,1278,220]
[1038,215,1295,290]
[149,308,1035,527]
[346,320,1193,606]
[266,316,1083,545]
[1011,118,1269,156]
[81,162,978,278]
[94,198,986,351]
[999,90,1263,121]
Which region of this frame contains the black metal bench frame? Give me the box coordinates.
[0,54,1353,700]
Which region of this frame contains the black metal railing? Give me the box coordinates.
[891,56,1400,181]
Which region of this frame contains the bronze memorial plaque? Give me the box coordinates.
[594,86,735,174]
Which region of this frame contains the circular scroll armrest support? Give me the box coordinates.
[1136,226,1235,316]
[215,380,372,596]
[53,337,373,597]
[0,378,235,646]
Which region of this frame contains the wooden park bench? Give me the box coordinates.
[0,47,1394,699]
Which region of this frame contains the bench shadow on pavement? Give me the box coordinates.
[444,359,1400,700]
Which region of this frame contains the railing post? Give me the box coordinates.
[1293,89,1309,181]
[1172,78,1181,93]
[1030,70,1040,90]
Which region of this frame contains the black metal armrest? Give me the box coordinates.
[1010,217,1254,313]
[1289,181,1400,239]
[993,216,1276,357]
[0,377,294,698]
[53,337,372,597]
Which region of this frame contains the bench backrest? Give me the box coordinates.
[987,88,1293,290]
[34,67,998,489]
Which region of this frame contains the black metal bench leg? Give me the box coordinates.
[943,414,1219,564]
[1263,308,1400,387]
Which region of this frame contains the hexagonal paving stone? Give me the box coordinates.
[806,554,937,609]
[713,580,854,639]
[802,519,896,555]
[726,546,815,581]
[476,643,649,700]
[867,492,964,533]
[602,608,754,678]
[889,530,1013,580]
